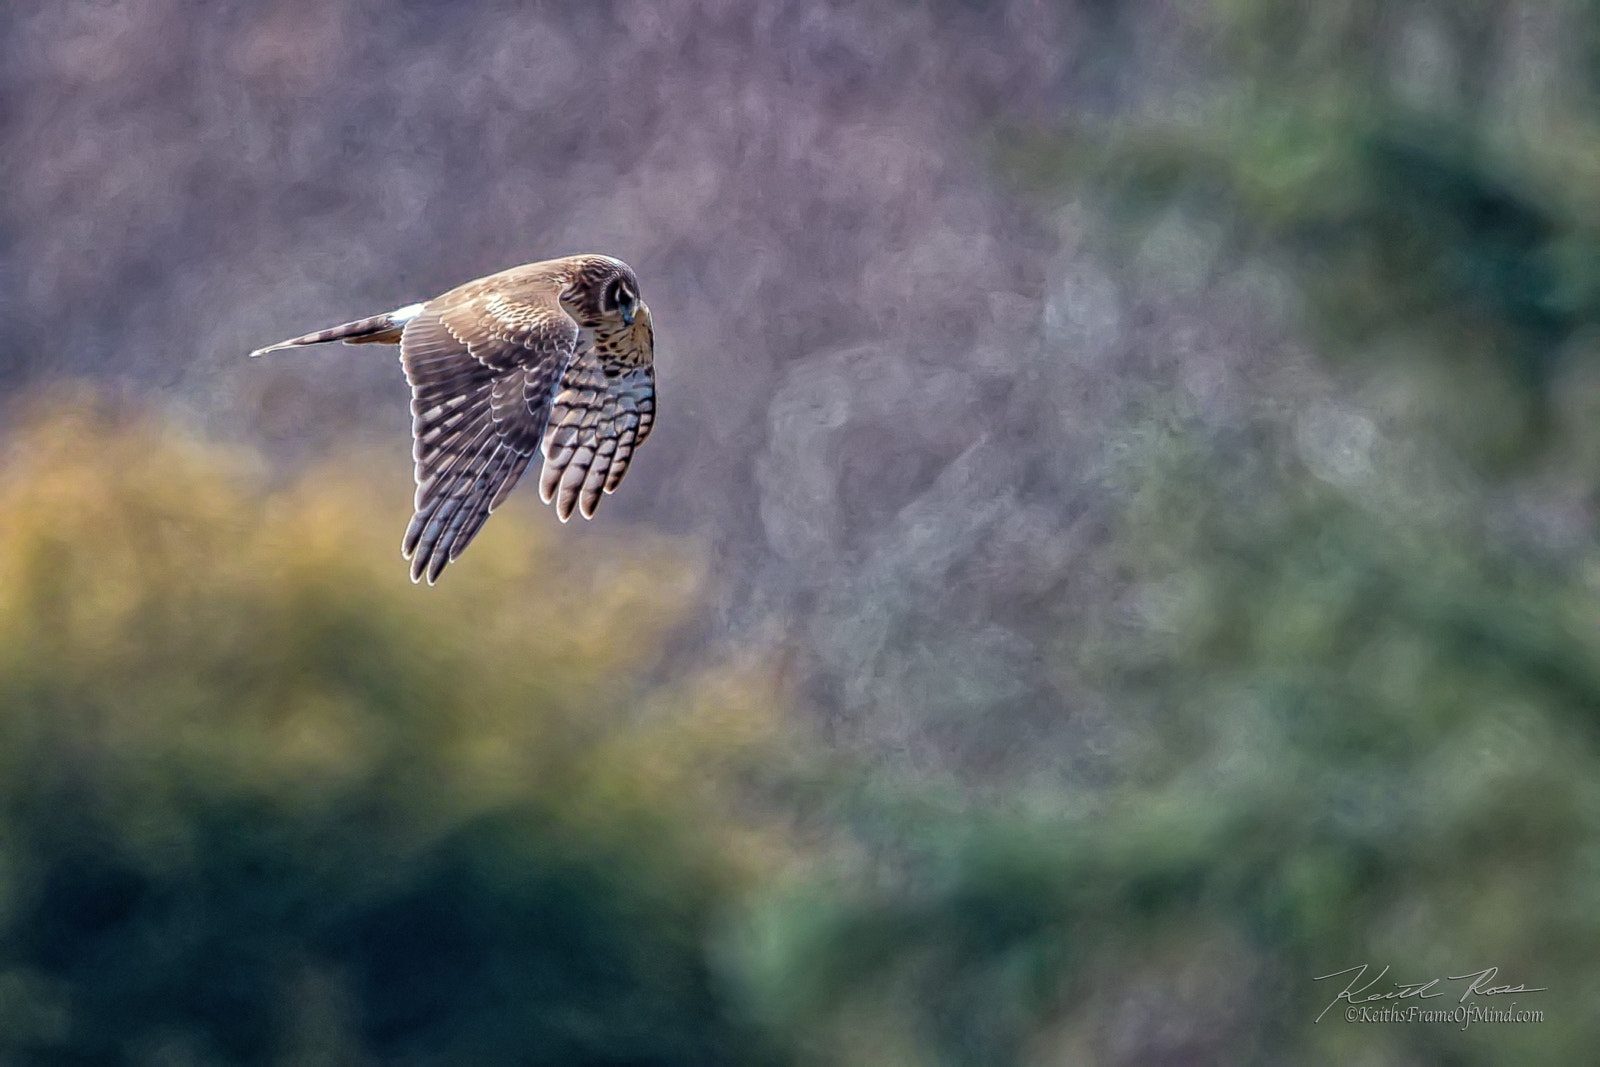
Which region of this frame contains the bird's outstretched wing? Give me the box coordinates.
[539,353,657,522]
[400,288,576,583]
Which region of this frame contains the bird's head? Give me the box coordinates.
[566,255,647,330]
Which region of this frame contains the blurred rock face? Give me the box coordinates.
[3,0,1208,779]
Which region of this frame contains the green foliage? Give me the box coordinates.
[716,4,1600,1063]
[0,396,787,1066]
[725,418,1600,1065]
[1008,0,1600,470]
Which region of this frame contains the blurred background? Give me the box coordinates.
[3,0,1599,1062]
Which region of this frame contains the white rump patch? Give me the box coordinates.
[391,303,426,324]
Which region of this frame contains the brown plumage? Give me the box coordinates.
[251,254,657,583]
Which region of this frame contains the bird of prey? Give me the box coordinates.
[251,254,656,584]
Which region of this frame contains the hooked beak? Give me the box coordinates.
[621,306,635,326]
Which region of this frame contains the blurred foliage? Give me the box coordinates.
[1007,0,1600,470]
[7,383,1595,1064]
[0,393,792,1065]
[715,2,1600,1063]
[727,420,1600,1065]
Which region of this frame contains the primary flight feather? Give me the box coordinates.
[251,254,656,584]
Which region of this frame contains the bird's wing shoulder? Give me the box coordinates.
[431,271,580,370]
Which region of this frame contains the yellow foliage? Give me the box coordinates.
[0,390,783,856]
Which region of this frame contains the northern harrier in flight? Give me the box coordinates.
[252,254,656,584]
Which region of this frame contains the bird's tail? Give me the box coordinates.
[249,303,425,357]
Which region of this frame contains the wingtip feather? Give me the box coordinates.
[426,549,449,584]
